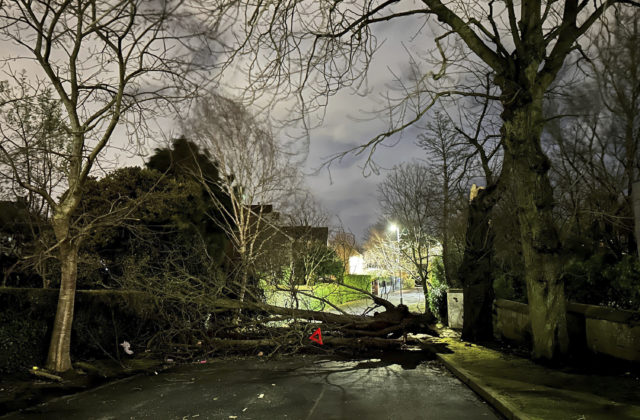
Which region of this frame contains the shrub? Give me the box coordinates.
[286,275,372,311]
[342,274,371,297]
[0,288,159,374]
[403,276,416,289]
[427,257,448,320]
[563,253,640,310]
[493,273,526,302]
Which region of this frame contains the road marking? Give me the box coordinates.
[305,385,326,420]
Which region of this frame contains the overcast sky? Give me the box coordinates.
[280,15,438,243]
[0,7,438,244]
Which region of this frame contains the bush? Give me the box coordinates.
[289,275,372,311]
[493,273,526,302]
[0,288,160,374]
[342,274,372,297]
[563,253,640,310]
[403,276,415,289]
[427,257,448,321]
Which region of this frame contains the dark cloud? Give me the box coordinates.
[292,15,439,243]
[304,127,427,242]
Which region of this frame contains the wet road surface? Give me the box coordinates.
[3,352,499,420]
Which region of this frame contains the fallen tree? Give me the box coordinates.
[147,293,438,360]
[212,296,436,336]
[115,269,438,358]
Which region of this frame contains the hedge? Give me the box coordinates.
[303,275,372,311]
[263,275,373,311]
[0,288,160,374]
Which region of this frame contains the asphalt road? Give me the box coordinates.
[3,352,499,420]
[335,287,428,315]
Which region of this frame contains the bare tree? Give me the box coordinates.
[417,110,470,287]
[183,94,300,308]
[257,192,335,297]
[280,193,334,287]
[363,221,437,311]
[593,8,640,228]
[443,78,505,342]
[329,228,358,278]
[0,83,70,288]
[0,0,221,372]
[377,162,440,310]
[217,0,640,360]
[549,6,640,255]
[281,191,331,228]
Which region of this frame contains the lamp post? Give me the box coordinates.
[389,223,403,305]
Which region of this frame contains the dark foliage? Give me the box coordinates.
[73,166,227,289]
[0,288,159,374]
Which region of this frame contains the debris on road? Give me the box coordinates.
[120,341,134,355]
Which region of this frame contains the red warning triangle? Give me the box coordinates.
[309,328,323,345]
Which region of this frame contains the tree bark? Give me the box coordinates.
[442,163,456,287]
[458,184,499,342]
[46,215,79,372]
[420,278,430,315]
[501,90,569,360]
[633,181,640,259]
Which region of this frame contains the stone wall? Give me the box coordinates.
[493,299,531,344]
[493,299,640,362]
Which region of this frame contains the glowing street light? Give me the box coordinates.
[388,223,403,305]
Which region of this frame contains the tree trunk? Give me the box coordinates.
[442,173,457,287]
[211,296,437,336]
[420,275,430,315]
[501,91,569,361]
[46,216,79,372]
[633,181,640,259]
[458,184,499,342]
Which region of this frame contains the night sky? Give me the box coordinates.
[0,12,437,243]
[287,16,437,242]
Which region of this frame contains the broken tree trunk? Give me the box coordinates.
[458,183,500,342]
[141,282,438,355]
[212,297,436,336]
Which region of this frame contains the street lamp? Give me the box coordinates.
[388,223,403,305]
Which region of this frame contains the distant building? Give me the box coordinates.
[348,254,365,275]
[280,226,329,245]
[242,204,331,285]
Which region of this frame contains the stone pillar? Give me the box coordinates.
[447,288,464,329]
[633,181,640,259]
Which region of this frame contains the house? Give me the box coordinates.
[348,254,365,275]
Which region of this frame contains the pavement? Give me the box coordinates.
[421,332,640,420]
[337,293,640,419]
[1,352,499,420]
